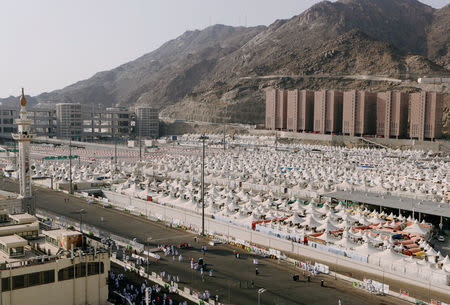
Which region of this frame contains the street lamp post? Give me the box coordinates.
[199,135,208,236]
[69,137,73,194]
[72,208,87,248]
[114,127,117,167]
[223,124,226,151]
[72,208,87,233]
[138,115,142,162]
[429,273,432,304]
[257,288,266,305]
[275,132,278,151]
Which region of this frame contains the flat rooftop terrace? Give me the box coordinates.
[0,190,18,200]
[322,190,450,218]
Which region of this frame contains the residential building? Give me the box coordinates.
[342,90,377,136]
[29,108,57,137]
[56,103,83,140]
[82,106,133,141]
[376,91,409,139]
[0,107,56,138]
[0,109,18,138]
[410,92,443,141]
[105,107,132,138]
[0,103,159,141]
[265,89,276,130]
[265,89,288,130]
[136,107,159,138]
[286,90,314,132]
[313,90,343,134]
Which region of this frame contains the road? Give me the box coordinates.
[0,179,443,305]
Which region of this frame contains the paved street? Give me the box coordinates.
[0,179,447,304]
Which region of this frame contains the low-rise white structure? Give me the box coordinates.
[0,213,110,305]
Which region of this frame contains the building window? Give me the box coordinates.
[58,262,104,281]
[40,270,55,284]
[58,266,74,281]
[28,272,42,287]
[87,262,104,275]
[12,275,25,290]
[75,263,86,278]
[2,278,10,291]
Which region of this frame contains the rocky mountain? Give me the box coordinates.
[2,0,449,126]
[35,25,265,109]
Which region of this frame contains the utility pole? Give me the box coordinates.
[139,115,142,162]
[113,117,117,173]
[223,124,226,151]
[258,288,266,305]
[72,209,87,247]
[275,131,278,151]
[199,134,208,236]
[69,137,73,194]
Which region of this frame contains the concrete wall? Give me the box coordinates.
[249,129,445,151]
[103,190,449,294]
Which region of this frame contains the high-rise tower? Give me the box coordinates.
[12,89,35,214]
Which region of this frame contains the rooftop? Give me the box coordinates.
[42,229,81,240]
[0,234,27,247]
[9,213,37,224]
[322,190,450,218]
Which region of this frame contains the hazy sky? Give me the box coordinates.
[0,0,447,98]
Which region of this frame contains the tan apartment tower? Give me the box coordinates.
[342,90,377,137]
[313,90,343,134]
[286,90,314,132]
[410,91,443,141]
[265,89,287,130]
[376,91,408,139]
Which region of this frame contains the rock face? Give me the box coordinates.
[2,0,449,126]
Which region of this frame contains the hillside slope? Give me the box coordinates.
[1,0,448,127]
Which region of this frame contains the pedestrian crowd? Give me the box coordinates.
[108,271,189,305]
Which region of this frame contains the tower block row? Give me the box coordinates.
[265,89,443,141]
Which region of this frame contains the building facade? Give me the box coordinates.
[313,90,343,134]
[29,108,57,137]
[264,89,442,141]
[286,90,314,132]
[376,91,408,139]
[82,106,132,141]
[56,103,83,140]
[410,92,443,141]
[136,107,159,138]
[0,109,18,138]
[342,90,376,137]
[265,89,276,130]
[265,89,288,130]
[0,104,159,142]
[0,212,110,305]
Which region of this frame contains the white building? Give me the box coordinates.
[0,212,110,305]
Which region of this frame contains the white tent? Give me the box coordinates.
[403,220,430,236]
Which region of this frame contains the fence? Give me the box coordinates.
[111,257,220,305]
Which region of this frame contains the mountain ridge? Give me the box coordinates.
[1,0,448,127]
